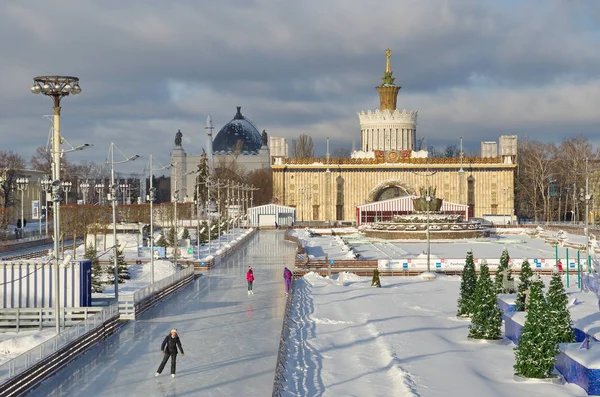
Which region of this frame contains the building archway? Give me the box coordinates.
[367,180,416,202]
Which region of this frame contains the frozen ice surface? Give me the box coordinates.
[27,231,295,397]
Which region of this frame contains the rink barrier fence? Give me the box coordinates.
[0,307,105,332]
[119,265,195,320]
[0,304,119,397]
[272,274,298,397]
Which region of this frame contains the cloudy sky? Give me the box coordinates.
[1,0,600,174]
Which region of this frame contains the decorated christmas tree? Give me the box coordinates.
[546,271,575,345]
[495,248,510,293]
[371,268,382,287]
[457,249,477,317]
[84,244,104,293]
[514,276,558,378]
[468,260,503,339]
[515,258,533,311]
[107,247,130,284]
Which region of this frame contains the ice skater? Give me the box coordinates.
[246,265,255,295]
[283,266,292,295]
[156,328,184,378]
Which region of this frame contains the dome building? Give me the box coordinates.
[212,107,263,154]
[169,107,271,201]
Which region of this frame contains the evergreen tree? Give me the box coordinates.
[197,221,209,244]
[371,268,381,287]
[108,247,130,284]
[156,230,168,247]
[84,244,104,293]
[514,276,558,378]
[468,260,503,339]
[457,249,477,317]
[194,152,211,204]
[515,258,533,311]
[495,248,510,293]
[546,271,575,345]
[167,227,176,247]
[181,228,190,240]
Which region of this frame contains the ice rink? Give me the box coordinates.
[28,230,296,397]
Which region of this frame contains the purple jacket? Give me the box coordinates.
[284,268,292,280]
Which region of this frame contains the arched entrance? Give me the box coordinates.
[367,180,415,202]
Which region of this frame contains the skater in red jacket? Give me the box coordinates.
[246,265,255,295]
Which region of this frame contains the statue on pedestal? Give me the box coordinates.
[175,129,183,147]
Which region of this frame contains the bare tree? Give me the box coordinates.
[444,145,460,158]
[291,134,314,158]
[246,167,273,206]
[0,151,25,212]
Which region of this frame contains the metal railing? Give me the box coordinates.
[0,307,106,332]
[119,265,195,319]
[0,304,118,385]
[272,277,297,396]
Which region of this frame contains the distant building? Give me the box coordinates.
[170,107,279,201]
[272,49,517,223]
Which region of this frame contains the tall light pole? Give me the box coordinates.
[62,181,72,204]
[79,180,90,205]
[31,76,82,334]
[41,177,51,236]
[95,182,105,205]
[106,142,139,303]
[580,157,593,274]
[413,166,437,280]
[148,155,170,284]
[16,177,29,236]
[119,181,130,205]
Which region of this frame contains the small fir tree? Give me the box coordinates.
[167,227,176,247]
[371,268,381,287]
[468,260,503,339]
[546,271,575,345]
[181,228,190,240]
[514,276,558,378]
[457,249,477,317]
[515,258,533,311]
[84,244,104,293]
[108,247,130,284]
[495,248,510,293]
[156,230,168,247]
[197,221,209,243]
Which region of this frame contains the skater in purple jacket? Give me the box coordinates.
[283,267,292,295]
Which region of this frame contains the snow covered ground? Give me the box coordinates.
[2,227,600,396]
[283,271,595,396]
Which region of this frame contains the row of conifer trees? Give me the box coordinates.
[457,248,575,379]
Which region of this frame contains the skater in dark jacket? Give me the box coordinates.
[246,265,255,295]
[156,328,184,378]
[283,267,292,295]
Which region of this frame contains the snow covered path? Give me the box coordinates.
[28,230,296,397]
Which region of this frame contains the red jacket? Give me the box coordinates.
[246,270,255,282]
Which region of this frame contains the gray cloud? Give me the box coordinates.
[1,0,600,174]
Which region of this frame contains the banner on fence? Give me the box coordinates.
[137,247,166,258]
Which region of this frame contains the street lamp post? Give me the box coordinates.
[106,142,139,303]
[16,177,29,236]
[119,181,130,205]
[95,182,105,205]
[413,167,437,280]
[79,180,90,205]
[62,181,72,204]
[148,155,170,284]
[41,177,52,236]
[31,75,82,334]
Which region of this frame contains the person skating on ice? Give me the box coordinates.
[283,266,292,295]
[156,328,184,378]
[246,265,255,295]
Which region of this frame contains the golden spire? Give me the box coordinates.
[385,48,392,74]
[377,48,401,110]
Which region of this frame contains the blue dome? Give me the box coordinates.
[212,107,262,153]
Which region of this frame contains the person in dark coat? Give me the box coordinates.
[156,328,184,378]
